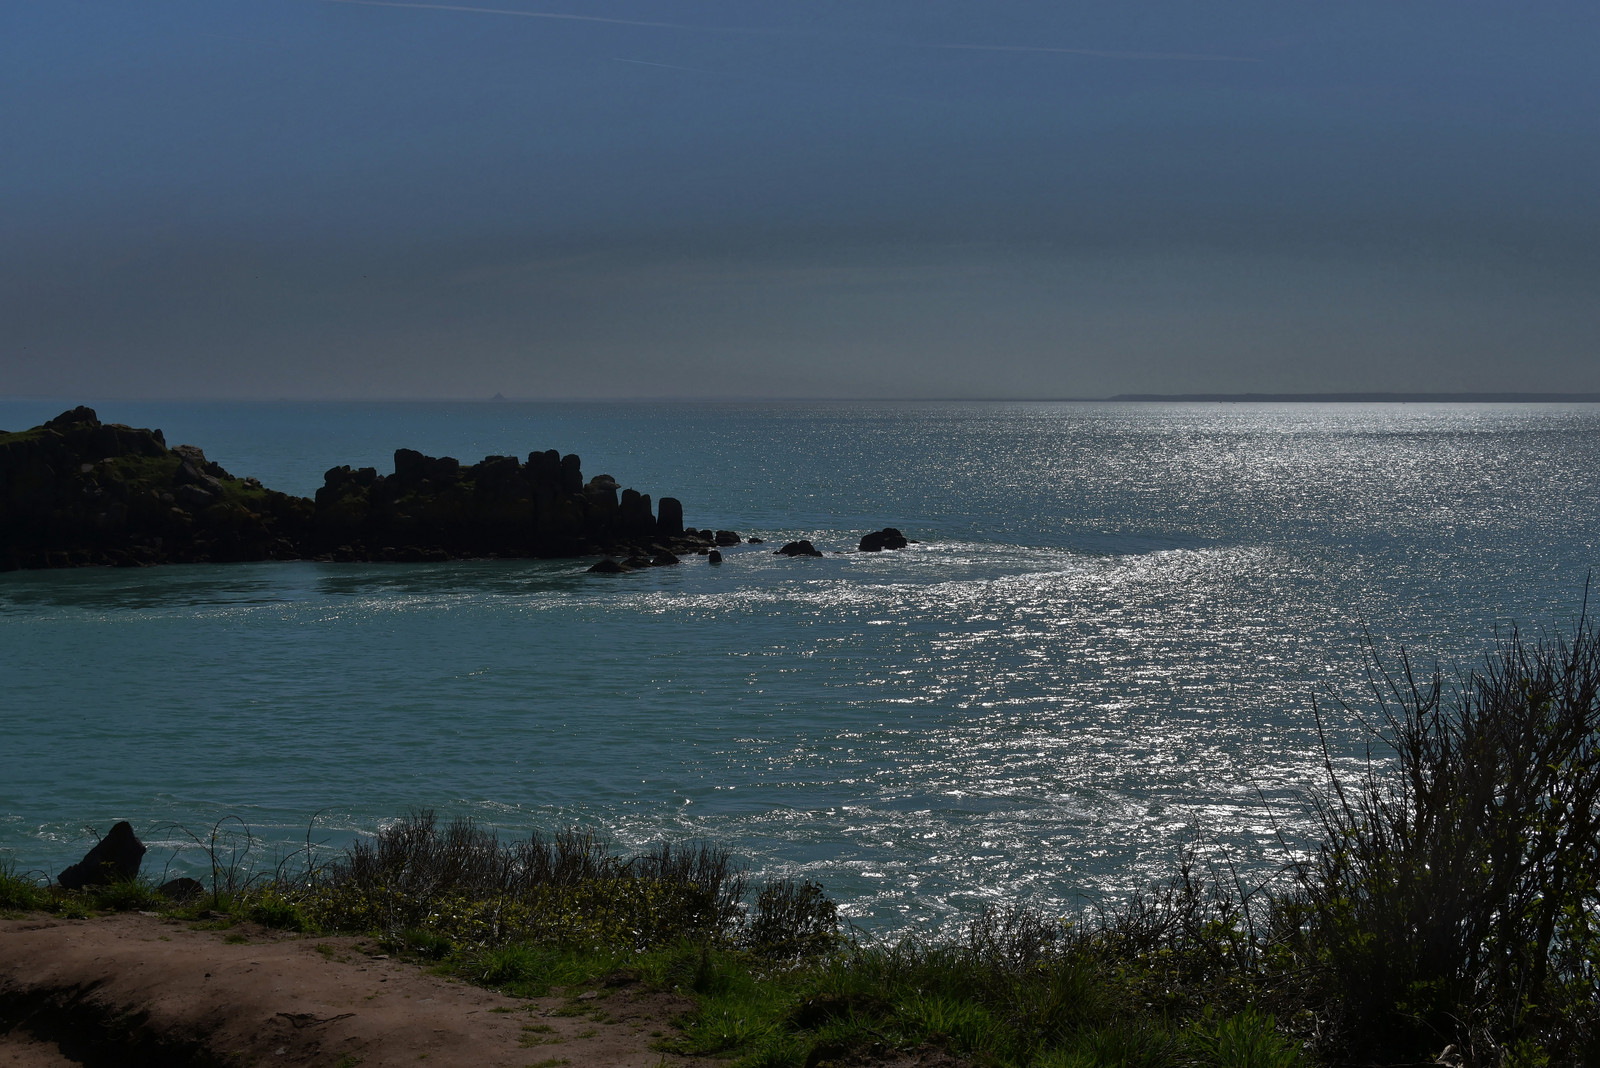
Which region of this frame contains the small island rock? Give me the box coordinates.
[858,528,909,552]
[1,407,723,570]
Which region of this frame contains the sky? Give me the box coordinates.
[2,0,1597,399]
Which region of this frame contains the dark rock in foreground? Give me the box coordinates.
[0,407,733,570]
[858,527,909,552]
[775,540,824,558]
[159,876,205,902]
[57,821,145,890]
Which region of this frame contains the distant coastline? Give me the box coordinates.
[1106,391,1600,403]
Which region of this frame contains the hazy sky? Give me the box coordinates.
[3,1,1597,399]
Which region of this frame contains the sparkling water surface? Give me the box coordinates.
[2,401,1596,931]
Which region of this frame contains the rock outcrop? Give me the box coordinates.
[57,821,146,890]
[311,447,706,561]
[0,408,310,570]
[858,527,909,552]
[158,876,206,902]
[0,408,731,570]
[775,540,824,558]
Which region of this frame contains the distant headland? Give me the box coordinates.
[1105,391,1600,402]
[0,406,729,572]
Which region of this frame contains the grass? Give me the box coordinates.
[8,604,1597,1067]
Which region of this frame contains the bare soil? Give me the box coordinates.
[0,912,713,1067]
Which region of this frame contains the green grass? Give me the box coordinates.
[0,425,54,447]
[0,828,1324,1067]
[98,452,182,487]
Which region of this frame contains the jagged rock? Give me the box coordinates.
[587,557,632,573]
[392,448,427,481]
[776,540,823,558]
[173,460,224,492]
[658,497,684,536]
[57,821,146,890]
[618,488,655,537]
[172,444,233,481]
[173,484,215,511]
[559,453,583,494]
[2,407,717,571]
[858,527,909,552]
[159,876,205,902]
[44,406,100,430]
[1,409,311,570]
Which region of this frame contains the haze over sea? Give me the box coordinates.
[3,400,1596,932]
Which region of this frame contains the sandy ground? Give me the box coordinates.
[0,912,715,1067]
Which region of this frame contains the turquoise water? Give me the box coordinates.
[2,401,1597,930]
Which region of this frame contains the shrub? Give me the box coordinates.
[1278,611,1600,1065]
[248,891,307,930]
[744,879,838,961]
[296,811,747,952]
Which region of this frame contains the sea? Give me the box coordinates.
[2,400,1597,933]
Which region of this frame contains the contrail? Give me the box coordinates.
[318,0,711,31]
[930,43,1262,63]
[319,3,1261,64]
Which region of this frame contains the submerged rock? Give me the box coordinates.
[775,540,824,558]
[57,821,146,890]
[587,557,632,573]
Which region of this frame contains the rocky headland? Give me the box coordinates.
[0,407,728,571]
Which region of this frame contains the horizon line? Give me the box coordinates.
[5,392,1600,406]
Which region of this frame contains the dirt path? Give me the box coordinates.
[0,912,712,1067]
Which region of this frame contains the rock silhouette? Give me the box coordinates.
[0,408,731,570]
[858,528,909,552]
[158,876,206,902]
[57,821,146,890]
